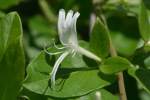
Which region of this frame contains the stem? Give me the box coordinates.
[118,72,127,100]
[38,0,57,23]
[109,39,127,100]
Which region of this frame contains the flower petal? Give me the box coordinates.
[58,9,67,45]
[65,10,73,28]
[69,12,80,47]
[58,9,80,48]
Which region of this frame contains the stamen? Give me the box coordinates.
[72,51,77,57]
[46,51,63,55]
[44,47,63,55]
[71,49,75,54]
[53,42,66,50]
[50,51,69,88]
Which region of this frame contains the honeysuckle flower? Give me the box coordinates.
[47,9,101,88]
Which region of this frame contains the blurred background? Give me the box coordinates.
[0,0,150,100]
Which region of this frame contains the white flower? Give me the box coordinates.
[46,9,101,88]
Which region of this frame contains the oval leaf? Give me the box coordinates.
[0,12,25,100]
[90,18,110,58]
[100,57,132,74]
[23,51,115,98]
[138,1,150,41]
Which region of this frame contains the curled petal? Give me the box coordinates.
[58,9,67,45]
[65,10,73,28]
[58,9,65,33]
[72,12,80,33]
[58,9,80,47]
[69,12,80,47]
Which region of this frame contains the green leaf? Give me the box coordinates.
[0,11,5,18]
[128,68,150,94]
[72,89,118,100]
[47,89,118,100]
[143,0,150,10]
[110,31,139,56]
[61,53,88,68]
[144,56,150,69]
[62,41,98,68]
[140,91,150,100]
[19,88,47,100]
[138,1,150,41]
[0,0,21,9]
[100,56,132,74]
[0,12,25,100]
[90,18,110,58]
[23,50,115,98]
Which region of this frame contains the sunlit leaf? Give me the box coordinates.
[90,18,110,58]
[100,56,132,74]
[48,89,118,100]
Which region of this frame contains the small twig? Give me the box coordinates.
[38,0,57,23]
[101,13,127,99]
[109,39,127,100]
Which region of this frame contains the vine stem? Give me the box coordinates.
[110,39,127,100]
[38,0,57,23]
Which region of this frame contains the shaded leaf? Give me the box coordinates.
[144,56,150,69]
[128,67,150,94]
[19,88,47,100]
[110,31,138,56]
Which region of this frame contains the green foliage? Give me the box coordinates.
[128,67,150,94]
[48,89,118,100]
[23,50,115,98]
[138,2,150,42]
[0,0,150,99]
[100,56,132,74]
[144,56,150,68]
[28,15,57,47]
[0,12,25,100]
[90,18,110,58]
[110,31,139,56]
[0,0,21,9]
